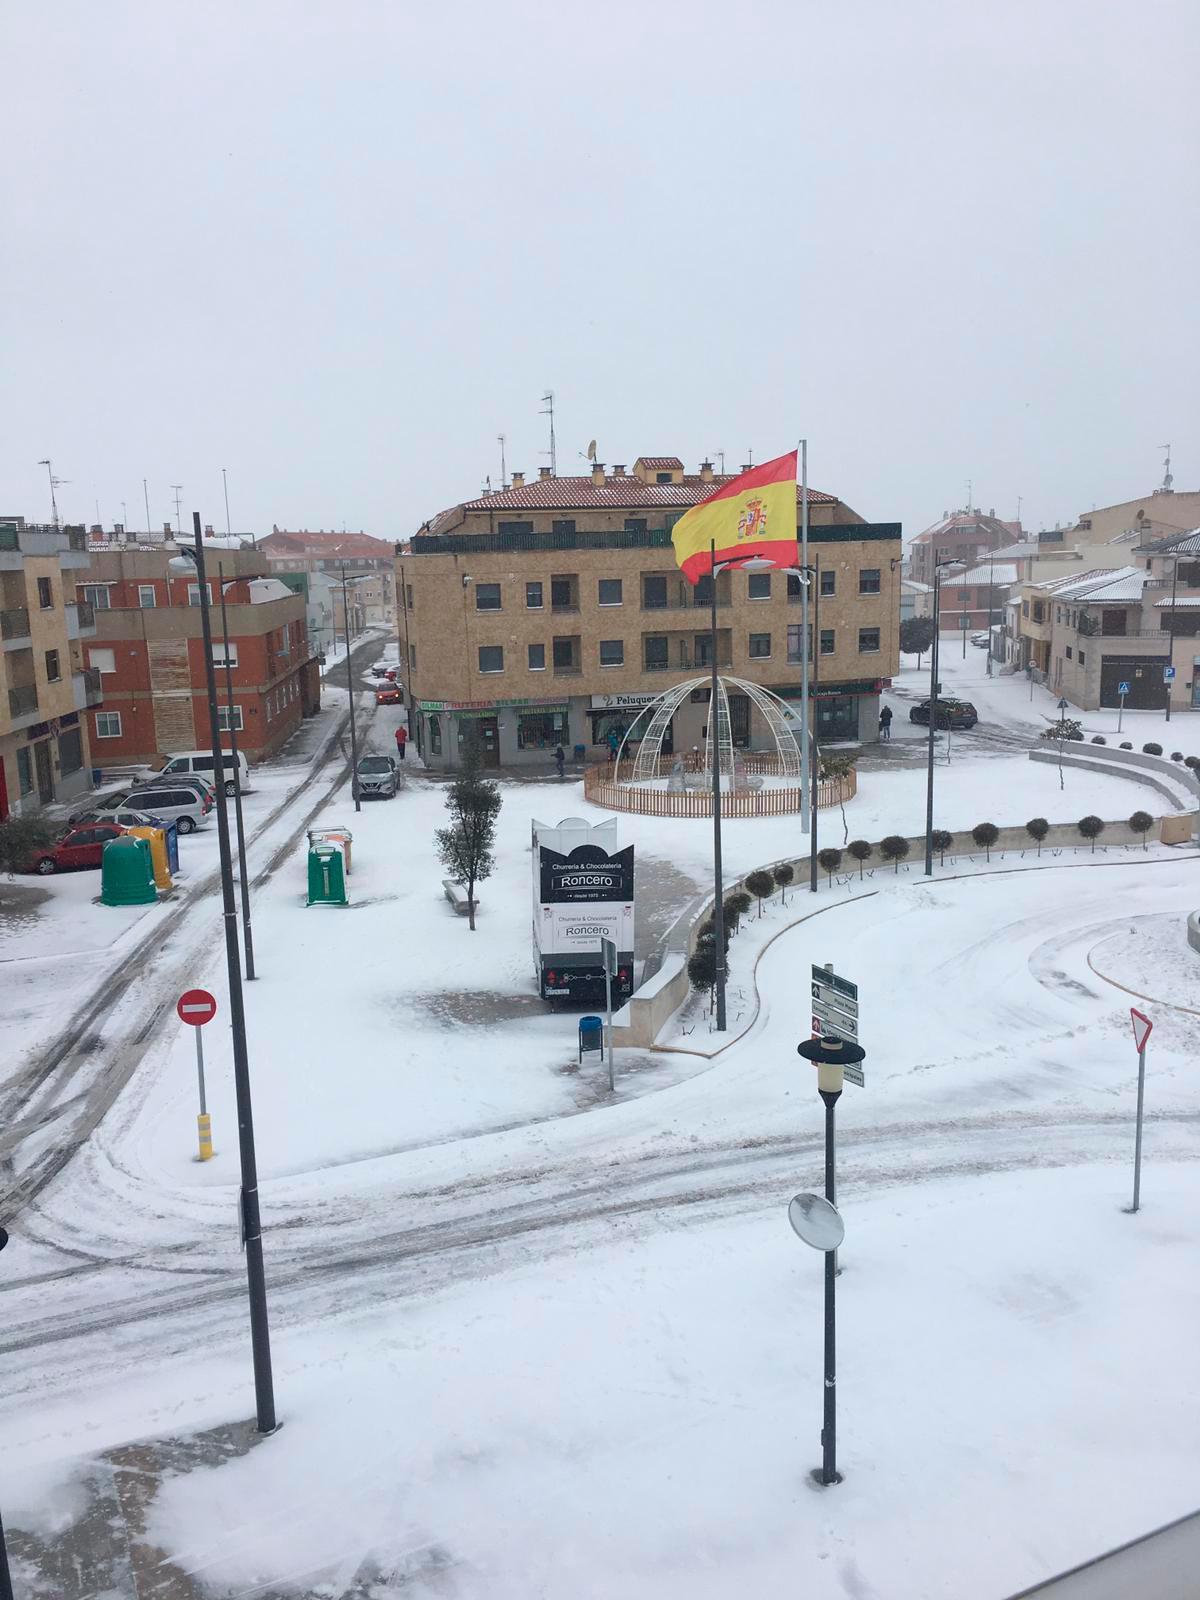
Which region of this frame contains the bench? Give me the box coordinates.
[442,879,477,916]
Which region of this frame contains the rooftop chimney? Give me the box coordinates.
[699,460,714,483]
[204,524,214,536]
[511,471,525,488]
[539,466,552,479]
[163,522,173,537]
[612,464,626,477]
[740,463,753,474]
[591,462,606,488]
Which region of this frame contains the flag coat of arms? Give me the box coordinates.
[670,450,799,584]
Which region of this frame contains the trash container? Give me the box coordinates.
[126,826,173,892]
[100,835,158,906]
[162,820,179,876]
[578,1014,603,1062]
[307,841,347,906]
[309,826,353,874]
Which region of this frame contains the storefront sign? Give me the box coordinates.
[418,696,567,713]
[589,692,660,710]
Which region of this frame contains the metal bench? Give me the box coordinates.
[442,878,476,916]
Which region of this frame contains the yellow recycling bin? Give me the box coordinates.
[127,826,173,892]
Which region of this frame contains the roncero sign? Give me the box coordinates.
[539,845,635,904]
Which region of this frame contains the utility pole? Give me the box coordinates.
[218,563,256,980]
[38,458,61,528]
[190,513,276,1433]
[497,434,508,490]
[540,390,557,475]
[341,564,362,813]
[171,485,184,538]
[809,551,821,893]
[144,478,152,539]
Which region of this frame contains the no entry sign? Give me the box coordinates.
[177,989,218,1027]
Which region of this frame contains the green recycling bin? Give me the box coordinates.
[307,841,347,906]
[100,834,158,906]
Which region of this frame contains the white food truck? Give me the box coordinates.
[531,816,635,1004]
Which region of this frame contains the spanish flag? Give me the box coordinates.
[671,450,799,585]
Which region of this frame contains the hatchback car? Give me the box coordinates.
[376,684,402,705]
[909,697,979,730]
[355,754,398,799]
[28,822,128,874]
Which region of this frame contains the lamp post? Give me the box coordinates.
[707,541,728,1031]
[1165,555,1179,723]
[924,559,963,874]
[986,546,995,677]
[218,563,255,980]
[340,564,362,812]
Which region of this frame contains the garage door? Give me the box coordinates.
[1099,658,1168,709]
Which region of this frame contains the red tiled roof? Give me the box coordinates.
[428,474,836,534]
[262,529,392,558]
[634,456,685,470]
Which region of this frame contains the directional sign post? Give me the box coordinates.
[1128,1008,1153,1213]
[178,988,217,1161]
[1117,681,1130,732]
[600,937,616,1092]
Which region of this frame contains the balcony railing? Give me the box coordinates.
[8,684,38,718]
[641,597,731,613]
[74,600,96,629]
[0,525,19,552]
[83,667,103,704]
[0,606,31,641]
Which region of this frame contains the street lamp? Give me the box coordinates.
[340,564,363,812]
[218,563,255,980]
[924,558,965,874]
[1165,554,1179,724]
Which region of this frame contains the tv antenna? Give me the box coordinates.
[497,434,508,490]
[540,390,557,476]
[37,458,67,528]
[711,450,726,474]
[171,484,184,537]
[1160,443,1173,492]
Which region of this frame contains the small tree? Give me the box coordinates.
[745,869,775,917]
[773,862,794,904]
[1185,756,1200,773]
[817,847,843,884]
[1090,735,1107,745]
[724,890,752,934]
[434,731,502,931]
[847,839,873,879]
[931,829,953,866]
[879,835,909,873]
[1078,814,1105,852]
[1171,751,1183,762]
[0,811,53,879]
[687,945,719,1012]
[1041,717,1083,744]
[972,821,1000,860]
[1025,816,1049,856]
[1119,742,1133,750]
[899,614,936,665]
[1142,742,1163,756]
[1128,810,1154,849]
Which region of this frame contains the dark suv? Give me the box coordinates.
[909,697,978,730]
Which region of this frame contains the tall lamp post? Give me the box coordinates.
[1165,554,1179,723]
[924,558,964,875]
[340,564,362,813]
[217,563,255,980]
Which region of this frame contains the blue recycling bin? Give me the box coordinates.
[163,821,179,875]
[578,1014,603,1062]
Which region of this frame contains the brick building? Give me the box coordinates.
[908,508,1021,585]
[259,529,395,625]
[79,544,319,768]
[0,519,98,817]
[398,455,902,769]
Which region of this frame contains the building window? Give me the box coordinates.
[748,572,771,600]
[42,648,62,683]
[478,645,504,673]
[139,585,157,608]
[406,583,414,610]
[82,584,110,610]
[552,636,579,672]
[642,575,668,609]
[1078,650,1086,666]
[498,520,533,535]
[624,518,648,534]
[17,747,33,795]
[517,710,568,750]
[820,629,835,655]
[550,576,577,611]
[526,581,544,609]
[1023,600,1030,618]
[409,644,417,669]
[213,642,239,667]
[188,584,210,607]
[528,642,546,670]
[599,639,624,667]
[858,627,881,653]
[1065,645,1073,661]
[37,576,53,609]
[95,711,122,738]
[216,705,245,731]
[748,632,772,658]
[859,568,881,595]
[428,717,442,755]
[89,647,116,674]
[551,519,576,536]
[644,634,669,670]
[821,569,836,597]
[475,582,502,611]
[58,727,84,776]
[787,624,805,663]
[655,472,672,483]
[787,573,803,602]
[598,578,623,607]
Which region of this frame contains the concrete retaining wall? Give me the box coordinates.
[1028,743,1199,814]
[1189,912,1200,957]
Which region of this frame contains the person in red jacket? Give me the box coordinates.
[394,723,408,761]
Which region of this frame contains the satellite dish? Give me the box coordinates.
[587,440,597,461]
[787,1193,844,1252]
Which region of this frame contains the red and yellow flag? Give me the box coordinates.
[670,450,798,584]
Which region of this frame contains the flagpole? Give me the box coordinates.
[709,538,727,1032]
[799,439,811,834]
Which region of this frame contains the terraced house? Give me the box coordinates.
[398,456,901,769]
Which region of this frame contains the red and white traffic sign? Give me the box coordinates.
[1130,1007,1153,1054]
[177,988,218,1027]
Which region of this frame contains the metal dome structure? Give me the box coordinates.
[616,675,802,789]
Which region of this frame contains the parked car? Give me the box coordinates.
[909,697,979,730]
[376,684,402,705]
[131,774,216,809]
[27,822,129,874]
[72,787,203,824]
[158,749,253,798]
[117,783,211,833]
[970,632,990,648]
[355,754,398,799]
[67,807,166,830]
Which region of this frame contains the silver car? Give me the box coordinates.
[355,754,398,799]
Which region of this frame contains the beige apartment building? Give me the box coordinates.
[0,519,98,817]
[398,456,901,769]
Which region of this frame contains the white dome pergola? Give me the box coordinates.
[615,674,803,790]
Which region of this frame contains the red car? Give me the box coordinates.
[376,684,402,705]
[28,822,129,875]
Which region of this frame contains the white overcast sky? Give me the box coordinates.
[2,0,1197,543]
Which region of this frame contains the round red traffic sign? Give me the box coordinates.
[177,988,218,1027]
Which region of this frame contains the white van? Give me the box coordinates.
[159,749,253,798]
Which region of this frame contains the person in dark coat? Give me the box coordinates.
[879,704,893,742]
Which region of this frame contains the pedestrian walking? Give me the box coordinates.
[554,744,565,780]
[607,727,621,762]
[395,723,408,761]
[879,704,893,742]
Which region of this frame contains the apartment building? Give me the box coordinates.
[0,519,98,818]
[259,529,395,625]
[908,508,1020,585]
[80,543,319,767]
[399,456,901,769]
